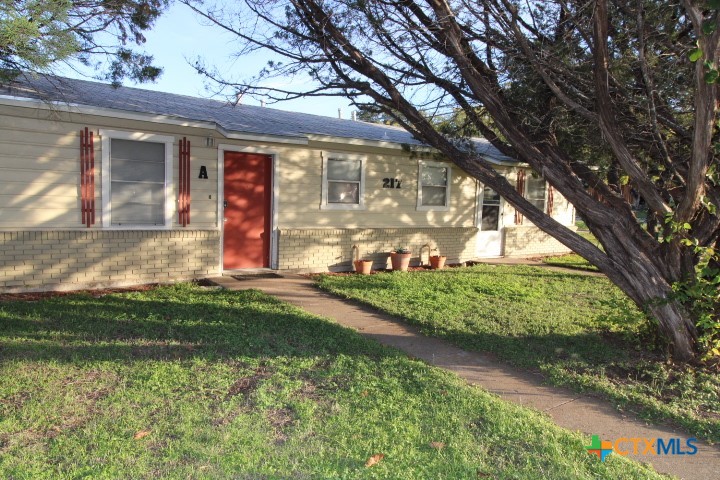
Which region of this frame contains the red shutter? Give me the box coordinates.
[515,169,525,225]
[80,127,95,227]
[547,184,554,216]
[621,184,633,203]
[178,137,191,227]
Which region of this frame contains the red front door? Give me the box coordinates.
[223,152,272,269]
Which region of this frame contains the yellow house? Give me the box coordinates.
[0,75,573,291]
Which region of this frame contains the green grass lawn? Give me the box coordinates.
[543,254,599,271]
[0,284,664,479]
[316,266,720,445]
[542,231,600,271]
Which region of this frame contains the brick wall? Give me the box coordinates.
[0,230,220,292]
[503,225,573,257]
[277,227,477,272]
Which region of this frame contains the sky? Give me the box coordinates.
[57,2,356,119]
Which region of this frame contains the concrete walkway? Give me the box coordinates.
[209,274,719,480]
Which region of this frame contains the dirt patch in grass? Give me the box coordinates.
[214,365,276,427]
[266,407,295,444]
[1,369,121,453]
[49,370,119,436]
[295,380,322,403]
[0,284,160,302]
[61,370,117,404]
[0,391,31,411]
[225,366,272,400]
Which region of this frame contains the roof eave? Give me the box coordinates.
[0,93,522,161]
[0,94,310,146]
[306,133,433,152]
[306,134,520,167]
[482,155,524,167]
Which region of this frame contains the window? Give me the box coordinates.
[525,173,546,212]
[100,130,174,227]
[479,185,501,231]
[321,153,365,210]
[418,161,451,210]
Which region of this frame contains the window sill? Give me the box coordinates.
[320,204,367,211]
[102,225,174,230]
[416,205,450,212]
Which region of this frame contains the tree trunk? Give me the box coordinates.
[647,302,697,363]
[587,231,699,362]
[621,273,698,362]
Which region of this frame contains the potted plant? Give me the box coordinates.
[354,259,373,275]
[390,247,412,271]
[429,254,446,270]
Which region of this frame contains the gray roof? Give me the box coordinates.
[2,75,516,163]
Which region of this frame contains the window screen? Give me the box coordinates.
[327,158,361,204]
[480,186,500,231]
[420,165,448,207]
[110,139,166,225]
[525,174,546,212]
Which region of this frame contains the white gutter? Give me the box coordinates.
[216,125,308,145]
[306,133,433,152]
[307,134,521,167]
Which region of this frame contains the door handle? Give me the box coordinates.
[223,200,228,209]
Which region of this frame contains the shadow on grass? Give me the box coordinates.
[315,276,720,443]
[0,277,627,370]
[439,328,635,368]
[0,280,645,395]
[361,265,603,282]
[0,284,677,480]
[0,287,388,363]
[317,267,653,364]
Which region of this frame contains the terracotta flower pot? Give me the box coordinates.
[390,252,412,271]
[354,259,373,275]
[429,255,446,270]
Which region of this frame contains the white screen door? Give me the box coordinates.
[476,185,503,257]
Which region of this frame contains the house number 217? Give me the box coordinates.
[382,178,402,189]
